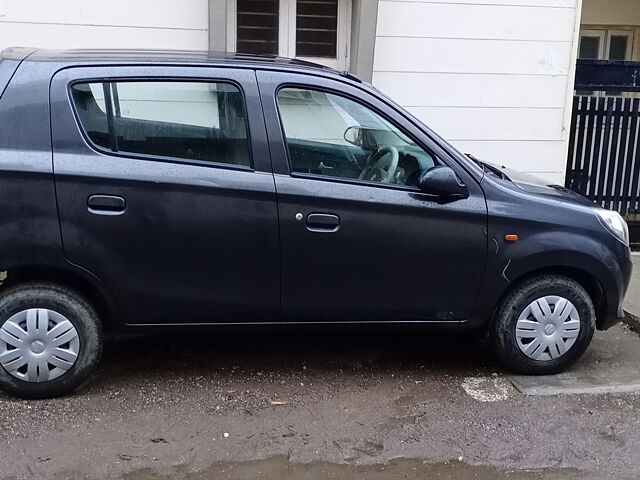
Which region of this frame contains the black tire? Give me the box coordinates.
[0,283,102,399]
[491,275,595,375]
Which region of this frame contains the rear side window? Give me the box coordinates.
[71,81,251,167]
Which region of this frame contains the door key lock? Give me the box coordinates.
[295,213,303,221]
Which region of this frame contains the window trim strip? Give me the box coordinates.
[102,82,119,152]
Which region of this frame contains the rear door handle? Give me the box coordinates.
[87,195,126,215]
[306,213,340,232]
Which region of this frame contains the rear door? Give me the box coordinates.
[50,66,279,325]
[258,70,487,322]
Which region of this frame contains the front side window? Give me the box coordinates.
[277,87,437,187]
[71,81,251,167]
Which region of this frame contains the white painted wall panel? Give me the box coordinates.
[384,0,576,7]
[406,107,563,142]
[0,24,208,51]
[372,72,569,108]
[0,0,208,52]
[377,2,576,42]
[372,0,581,182]
[0,0,208,29]
[450,140,568,183]
[374,37,572,75]
[582,0,640,26]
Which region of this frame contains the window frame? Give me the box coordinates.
[68,76,255,172]
[605,29,634,61]
[226,0,351,70]
[579,29,606,60]
[286,0,351,69]
[274,83,440,193]
[579,27,639,61]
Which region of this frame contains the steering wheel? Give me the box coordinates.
[358,146,399,184]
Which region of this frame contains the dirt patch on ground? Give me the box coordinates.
[119,456,590,480]
[1,326,640,479]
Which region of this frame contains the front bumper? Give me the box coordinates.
[599,302,627,330]
[598,254,633,330]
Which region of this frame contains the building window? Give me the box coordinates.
[236,0,279,55]
[227,0,350,70]
[606,32,633,61]
[579,28,634,61]
[579,32,603,60]
[295,0,338,58]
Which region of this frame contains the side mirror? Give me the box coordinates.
[417,165,469,199]
[344,126,363,147]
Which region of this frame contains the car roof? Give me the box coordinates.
[16,48,361,82]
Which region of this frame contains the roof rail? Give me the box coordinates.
[0,47,37,61]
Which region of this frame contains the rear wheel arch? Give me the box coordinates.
[0,281,103,398]
[0,265,119,332]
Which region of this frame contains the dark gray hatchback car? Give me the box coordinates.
[0,48,632,398]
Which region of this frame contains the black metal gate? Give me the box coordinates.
[565,60,640,215]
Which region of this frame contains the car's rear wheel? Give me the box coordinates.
[491,275,595,375]
[0,283,102,399]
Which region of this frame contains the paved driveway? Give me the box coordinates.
[624,253,640,318]
[2,323,640,479]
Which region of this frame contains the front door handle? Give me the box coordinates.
[306,213,340,232]
[87,194,126,215]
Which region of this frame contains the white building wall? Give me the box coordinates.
[372,0,582,184]
[582,0,640,26]
[0,0,582,183]
[581,0,640,61]
[0,0,208,51]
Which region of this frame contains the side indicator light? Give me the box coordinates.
[505,234,519,242]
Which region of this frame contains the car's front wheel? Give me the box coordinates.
[492,275,595,375]
[0,283,102,399]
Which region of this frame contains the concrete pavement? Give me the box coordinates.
[624,253,640,318]
[2,257,640,479]
[510,253,640,396]
[3,329,640,479]
[510,323,640,395]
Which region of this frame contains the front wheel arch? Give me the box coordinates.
[487,266,605,333]
[490,274,596,374]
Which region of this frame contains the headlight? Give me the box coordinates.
[595,208,629,246]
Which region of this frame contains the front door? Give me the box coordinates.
[50,66,279,325]
[258,71,487,322]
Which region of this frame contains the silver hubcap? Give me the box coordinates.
[516,295,581,361]
[0,309,80,382]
